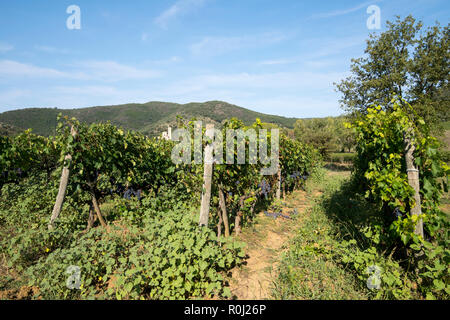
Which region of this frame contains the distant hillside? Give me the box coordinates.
[0,101,298,137]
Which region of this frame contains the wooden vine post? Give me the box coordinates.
[48,125,77,230]
[403,127,424,238]
[234,196,246,235]
[276,166,282,200]
[218,185,230,237]
[216,203,223,238]
[199,124,214,227]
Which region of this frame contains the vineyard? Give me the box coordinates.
[1,100,448,300]
[0,115,320,299]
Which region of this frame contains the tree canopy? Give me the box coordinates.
[335,15,449,127]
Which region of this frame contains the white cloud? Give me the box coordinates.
[147,56,182,65]
[0,43,14,53]
[190,32,288,56]
[0,60,68,78]
[140,69,348,117]
[155,0,206,29]
[241,96,342,118]
[0,60,161,82]
[73,60,161,81]
[179,70,346,90]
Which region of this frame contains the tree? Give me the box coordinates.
[335,15,449,127]
[335,117,356,153]
[294,117,338,157]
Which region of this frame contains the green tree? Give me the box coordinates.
[335,15,449,126]
[335,117,355,152]
[294,117,338,157]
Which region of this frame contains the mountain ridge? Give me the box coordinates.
[0,101,299,137]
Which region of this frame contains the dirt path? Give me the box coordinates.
[229,187,322,300]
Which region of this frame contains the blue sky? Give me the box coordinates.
[0,0,448,117]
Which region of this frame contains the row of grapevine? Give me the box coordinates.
[0,115,320,235]
[347,100,449,299]
[0,115,320,299]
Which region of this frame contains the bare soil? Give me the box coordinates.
[228,189,317,299]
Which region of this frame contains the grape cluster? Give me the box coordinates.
[123,187,141,200]
[264,211,291,220]
[289,171,301,179]
[1,168,27,181]
[288,171,309,181]
[393,207,402,219]
[258,179,271,199]
[108,180,141,201]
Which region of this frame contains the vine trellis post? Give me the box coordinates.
[276,167,281,200]
[403,127,424,238]
[48,125,77,230]
[218,185,230,237]
[199,124,214,227]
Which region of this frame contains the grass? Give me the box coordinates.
[271,168,369,299]
[328,152,356,164]
[442,121,450,131]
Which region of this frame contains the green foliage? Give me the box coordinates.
[346,99,449,299]
[350,101,449,241]
[273,174,368,300]
[294,117,355,157]
[0,130,59,186]
[294,117,338,157]
[334,14,449,299]
[328,153,356,163]
[25,209,245,300]
[1,113,321,300]
[336,15,450,127]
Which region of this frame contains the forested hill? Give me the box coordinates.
[0,101,298,137]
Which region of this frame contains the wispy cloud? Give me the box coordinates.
[146,56,182,65]
[185,71,347,90]
[35,45,70,54]
[141,33,149,42]
[0,60,161,82]
[0,43,14,53]
[0,60,67,78]
[311,0,381,19]
[154,0,206,29]
[143,70,347,117]
[190,32,289,56]
[259,59,294,66]
[74,60,161,81]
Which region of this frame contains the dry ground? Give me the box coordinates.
[228,187,321,299]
